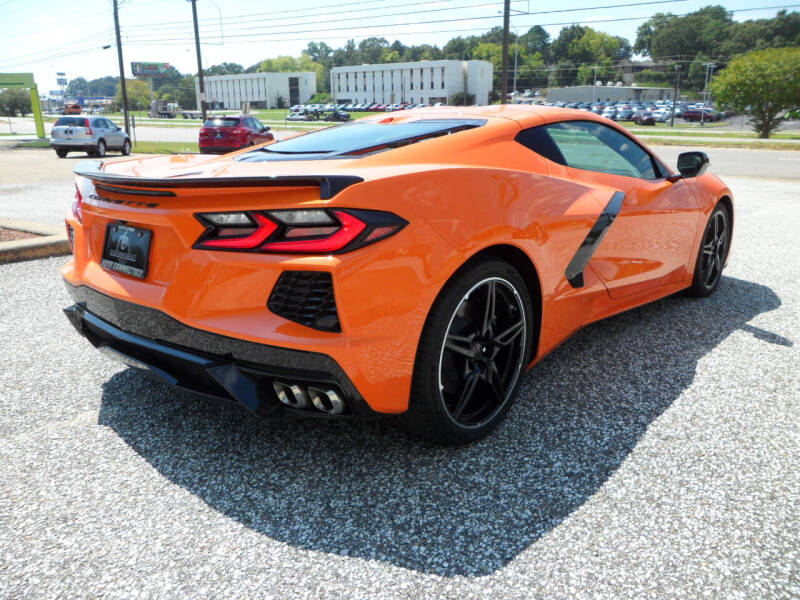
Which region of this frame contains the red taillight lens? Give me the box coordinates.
[194,209,407,254]
[71,183,83,224]
[84,118,92,136]
[231,128,241,135]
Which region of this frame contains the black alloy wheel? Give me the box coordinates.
[439,277,527,429]
[121,139,131,156]
[401,259,533,444]
[688,203,730,296]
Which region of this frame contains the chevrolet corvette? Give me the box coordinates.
[62,106,733,444]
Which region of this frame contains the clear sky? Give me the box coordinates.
[0,0,795,93]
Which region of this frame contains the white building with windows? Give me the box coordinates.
[331,60,492,106]
[196,72,316,110]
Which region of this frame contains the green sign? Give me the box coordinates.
[131,62,171,77]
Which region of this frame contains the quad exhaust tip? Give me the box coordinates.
[273,381,345,415]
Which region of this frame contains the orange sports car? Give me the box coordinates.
[62,105,733,444]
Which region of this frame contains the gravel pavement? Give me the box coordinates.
[0,168,798,597]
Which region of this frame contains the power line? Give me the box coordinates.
[141,0,465,29]
[132,0,524,35]
[122,0,688,39]
[121,1,796,45]
[0,30,116,66]
[120,3,800,47]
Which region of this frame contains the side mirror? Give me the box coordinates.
[262,126,270,132]
[676,151,710,178]
[115,126,121,132]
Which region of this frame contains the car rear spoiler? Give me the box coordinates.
[73,160,363,200]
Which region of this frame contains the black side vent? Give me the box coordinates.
[268,271,340,332]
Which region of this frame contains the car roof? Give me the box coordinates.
[357,104,612,130]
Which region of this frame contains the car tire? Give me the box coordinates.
[398,259,534,445]
[55,149,67,158]
[95,140,106,158]
[687,203,731,297]
[121,139,131,156]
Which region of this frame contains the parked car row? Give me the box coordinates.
[543,99,730,124]
[289,101,444,114]
[286,107,351,122]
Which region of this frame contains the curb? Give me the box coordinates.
[0,218,70,264]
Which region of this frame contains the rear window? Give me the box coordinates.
[237,119,484,161]
[204,117,241,127]
[55,117,87,127]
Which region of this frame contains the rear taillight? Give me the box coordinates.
[84,118,92,136]
[71,183,83,224]
[194,209,407,254]
[231,128,241,135]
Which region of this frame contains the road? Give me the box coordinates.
[0,146,798,598]
[1,146,797,229]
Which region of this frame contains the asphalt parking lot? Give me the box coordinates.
[1,148,798,598]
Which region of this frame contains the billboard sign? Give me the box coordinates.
[131,62,172,77]
[56,78,67,86]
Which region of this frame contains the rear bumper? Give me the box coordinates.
[51,140,94,149]
[199,146,241,154]
[63,282,381,419]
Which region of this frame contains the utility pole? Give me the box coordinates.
[703,62,715,103]
[512,31,518,101]
[593,65,600,104]
[189,0,207,122]
[669,64,681,127]
[500,0,510,104]
[112,0,130,134]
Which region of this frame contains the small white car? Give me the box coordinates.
[50,115,131,158]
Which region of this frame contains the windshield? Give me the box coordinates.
[204,117,241,127]
[55,117,87,126]
[237,119,484,161]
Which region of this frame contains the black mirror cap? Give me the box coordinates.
[263,126,270,132]
[677,151,710,178]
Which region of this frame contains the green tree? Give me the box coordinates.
[66,77,88,97]
[175,76,196,109]
[114,79,151,111]
[358,37,389,64]
[0,88,32,116]
[443,36,479,60]
[634,13,673,56]
[519,26,549,62]
[710,47,800,138]
[635,6,732,59]
[719,10,800,56]
[87,76,119,97]
[449,92,476,106]
[204,62,244,76]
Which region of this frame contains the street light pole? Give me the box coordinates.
[112,0,130,134]
[189,0,207,122]
[512,32,518,101]
[669,64,681,127]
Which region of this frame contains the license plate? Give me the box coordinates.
[215,132,223,138]
[101,223,152,279]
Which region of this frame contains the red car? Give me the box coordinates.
[632,112,656,126]
[682,109,720,122]
[199,115,274,154]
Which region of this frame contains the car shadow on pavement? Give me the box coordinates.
[97,276,785,577]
